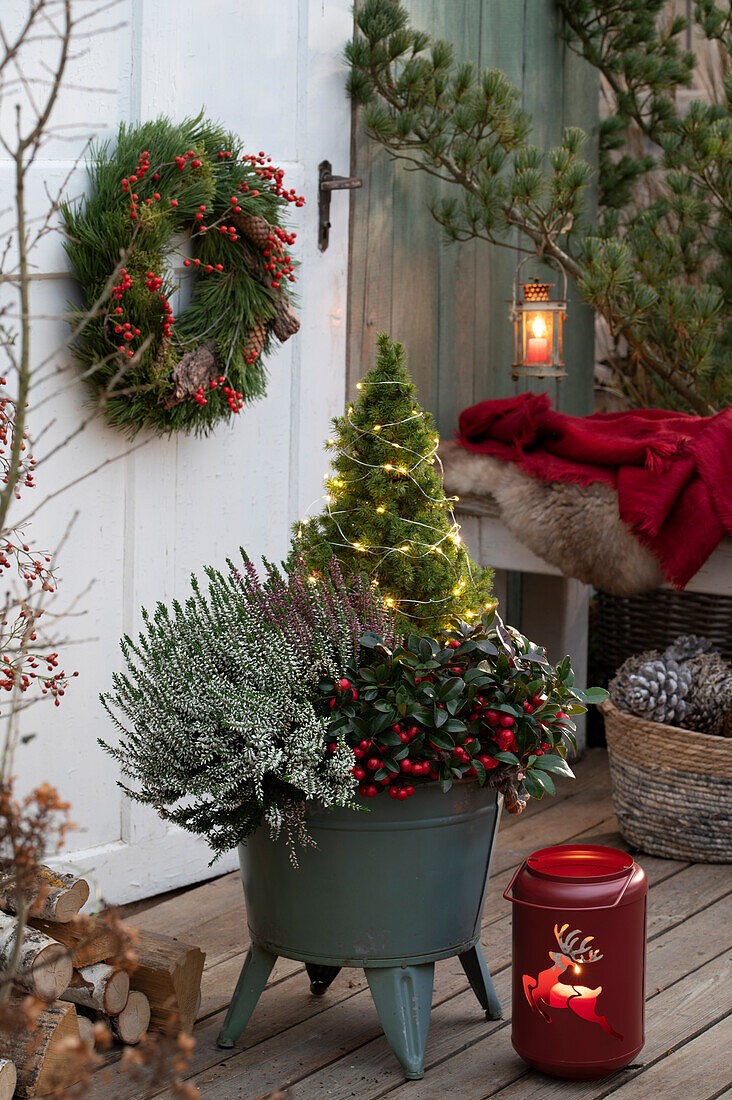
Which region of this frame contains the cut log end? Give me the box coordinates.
[0,1000,81,1097]
[111,991,150,1045]
[64,962,130,1015]
[0,1060,16,1100]
[34,942,74,1000]
[49,878,90,923]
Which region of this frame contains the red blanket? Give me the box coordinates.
[457,392,732,589]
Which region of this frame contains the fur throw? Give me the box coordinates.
[440,440,662,596]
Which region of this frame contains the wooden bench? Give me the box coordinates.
[457,495,732,753]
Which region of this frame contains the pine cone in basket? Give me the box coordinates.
[662,634,715,663]
[609,649,692,725]
[683,651,732,737]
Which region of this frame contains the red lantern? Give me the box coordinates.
[504,844,647,1080]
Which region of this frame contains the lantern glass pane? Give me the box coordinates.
[522,310,554,367]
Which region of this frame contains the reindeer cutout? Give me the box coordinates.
[522,923,623,1040]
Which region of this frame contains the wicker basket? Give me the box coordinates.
[600,700,732,863]
[595,588,732,676]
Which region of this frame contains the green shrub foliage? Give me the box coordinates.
[324,611,607,810]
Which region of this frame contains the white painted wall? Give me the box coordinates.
[5,0,353,905]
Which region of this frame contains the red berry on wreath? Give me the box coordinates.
[500,715,514,728]
[484,710,500,725]
[397,789,409,801]
[367,758,380,770]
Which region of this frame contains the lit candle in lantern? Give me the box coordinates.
[527,316,549,363]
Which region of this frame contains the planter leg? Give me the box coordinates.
[459,944,502,1020]
[305,963,341,996]
[216,943,277,1049]
[365,963,434,1081]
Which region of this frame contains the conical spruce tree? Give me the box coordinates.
[295,333,492,635]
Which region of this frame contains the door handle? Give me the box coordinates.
[318,160,362,251]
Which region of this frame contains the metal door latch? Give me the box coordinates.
[318,160,362,251]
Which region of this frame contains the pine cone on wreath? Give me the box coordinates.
[242,318,268,363]
[609,649,692,725]
[682,651,732,737]
[231,212,271,249]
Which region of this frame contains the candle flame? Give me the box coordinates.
[531,315,546,339]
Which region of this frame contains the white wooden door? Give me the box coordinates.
[10,0,354,905]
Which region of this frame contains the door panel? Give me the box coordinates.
[14,0,353,905]
[347,0,599,428]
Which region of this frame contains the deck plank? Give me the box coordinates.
[478,945,732,1099]
[156,842,726,1099]
[85,751,731,1100]
[600,1010,732,1099]
[86,838,698,1096]
[379,952,731,1100]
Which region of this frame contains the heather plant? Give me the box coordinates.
[101,552,394,858]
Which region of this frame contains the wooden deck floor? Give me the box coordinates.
[88,750,732,1099]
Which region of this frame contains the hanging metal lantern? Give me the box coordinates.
[510,262,568,380]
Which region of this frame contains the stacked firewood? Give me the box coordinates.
[0,864,205,1097]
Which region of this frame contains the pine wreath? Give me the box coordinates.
[62,115,303,436]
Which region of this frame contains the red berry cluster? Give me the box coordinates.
[0,388,36,498]
[110,269,137,354]
[182,259,225,274]
[0,641,79,705]
[143,270,174,339]
[0,385,78,711]
[121,151,151,220]
[193,376,245,412]
[244,152,305,206]
[328,679,430,800]
[174,149,203,173]
[112,268,132,301]
[263,231,295,288]
[0,538,53,590]
[114,320,142,348]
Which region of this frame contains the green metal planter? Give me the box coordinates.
[217,781,502,1079]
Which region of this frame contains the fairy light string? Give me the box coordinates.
[297,376,493,624]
